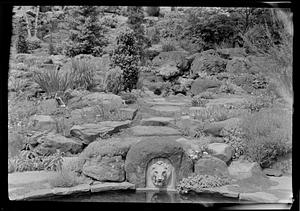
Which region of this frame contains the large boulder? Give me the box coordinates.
[29,115,57,133]
[70,120,132,145]
[190,50,227,76]
[226,57,252,74]
[125,138,193,188]
[203,118,241,137]
[216,48,247,59]
[152,51,189,71]
[228,159,265,180]
[33,133,83,155]
[78,137,142,181]
[206,143,233,163]
[37,99,58,115]
[79,137,142,160]
[68,92,123,110]
[194,156,230,178]
[82,155,125,182]
[155,62,180,79]
[190,78,221,95]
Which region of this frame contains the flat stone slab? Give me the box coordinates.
[150,105,182,117]
[90,182,136,193]
[239,192,279,203]
[70,120,132,144]
[130,126,182,136]
[9,170,137,200]
[194,185,240,198]
[146,101,187,106]
[52,184,91,195]
[140,117,175,126]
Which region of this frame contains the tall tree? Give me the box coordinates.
[64,6,108,57]
[127,6,149,63]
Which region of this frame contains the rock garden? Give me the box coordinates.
[8,6,293,204]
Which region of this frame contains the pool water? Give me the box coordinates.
[33,190,241,203]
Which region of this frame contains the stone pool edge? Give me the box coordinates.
[9,182,292,203]
[9,182,136,201]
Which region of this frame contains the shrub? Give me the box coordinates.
[100,15,118,28]
[104,67,123,95]
[32,67,74,96]
[191,95,208,107]
[242,96,275,113]
[48,168,82,188]
[110,29,140,92]
[240,108,292,168]
[8,150,63,172]
[220,127,246,160]
[161,38,177,52]
[26,36,42,51]
[8,77,27,94]
[70,59,96,90]
[162,81,173,97]
[177,174,231,194]
[190,105,230,122]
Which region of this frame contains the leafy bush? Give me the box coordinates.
[48,168,82,188]
[177,174,231,194]
[162,81,173,97]
[33,68,74,96]
[110,28,140,92]
[70,59,96,90]
[8,150,63,172]
[104,67,123,95]
[161,38,177,52]
[220,127,246,160]
[156,11,186,40]
[190,105,230,122]
[191,95,208,107]
[242,96,275,113]
[8,77,27,94]
[100,15,118,28]
[64,6,108,57]
[240,108,292,168]
[26,36,42,51]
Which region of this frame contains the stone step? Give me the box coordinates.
[140,117,176,127]
[149,105,182,117]
[130,126,182,137]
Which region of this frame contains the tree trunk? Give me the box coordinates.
[34,6,40,37]
[22,7,32,38]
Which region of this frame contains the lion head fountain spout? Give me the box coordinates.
[146,158,176,190]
